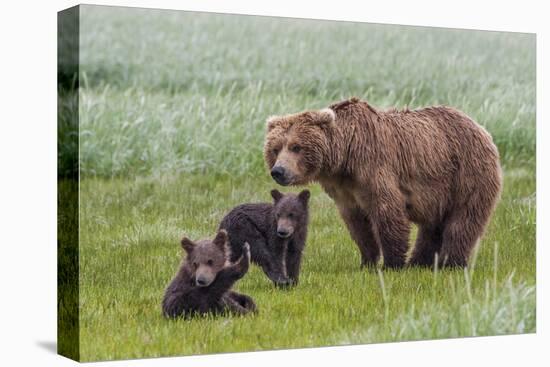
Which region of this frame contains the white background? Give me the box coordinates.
[0,0,547,366]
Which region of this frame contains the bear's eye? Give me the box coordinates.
[288,213,294,218]
[192,262,198,269]
[272,147,280,155]
[290,145,301,153]
[207,259,213,266]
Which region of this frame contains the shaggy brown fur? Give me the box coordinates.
[162,230,256,318]
[264,97,502,268]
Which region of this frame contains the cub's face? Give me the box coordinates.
[181,230,229,287]
[271,189,310,239]
[264,109,335,186]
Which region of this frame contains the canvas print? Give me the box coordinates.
[57,5,536,362]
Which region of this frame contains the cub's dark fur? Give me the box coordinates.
[162,230,256,318]
[219,189,310,287]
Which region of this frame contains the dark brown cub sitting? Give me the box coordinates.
[162,230,256,318]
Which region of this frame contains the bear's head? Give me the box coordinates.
[264,108,335,186]
[270,189,310,239]
[180,230,230,287]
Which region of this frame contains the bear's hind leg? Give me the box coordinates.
[437,209,487,268]
[228,291,257,313]
[409,223,444,267]
[338,205,380,268]
[222,292,256,315]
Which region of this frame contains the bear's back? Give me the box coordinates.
[219,203,274,260]
[220,203,273,230]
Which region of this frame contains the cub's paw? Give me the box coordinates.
[229,242,250,276]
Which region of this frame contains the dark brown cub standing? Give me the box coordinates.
[219,189,310,287]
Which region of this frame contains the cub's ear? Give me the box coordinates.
[271,189,283,203]
[213,229,229,252]
[181,237,195,254]
[298,189,310,204]
[313,108,336,126]
[266,115,282,132]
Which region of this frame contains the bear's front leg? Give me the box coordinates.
[208,242,251,302]
[369,196,410,269]
[285,242,303,285]
[337,205,380,268]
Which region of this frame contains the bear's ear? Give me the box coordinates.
[213,229,229,253]
[312,108,336,126]
[271,189,283,203]
[181,237,195,254]
[266,115,283,132]
[298,189,310,204]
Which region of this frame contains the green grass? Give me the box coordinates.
[71,5,536,362]
[74,6,535,178]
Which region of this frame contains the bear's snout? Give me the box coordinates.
[195,271,215,287]
[276,228,290,238]
[276,225,294,239]
[195,276,208,287]
[271,166,290,185]
[276,217,294,238]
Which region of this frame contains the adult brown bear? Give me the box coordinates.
[264,98,502,268]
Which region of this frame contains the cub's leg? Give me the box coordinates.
[225,291,257,314]
[226,223,289,285]
[285,242,303,285]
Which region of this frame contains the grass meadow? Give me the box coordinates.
[71,5,535,361]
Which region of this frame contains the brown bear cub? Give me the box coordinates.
[162,230,256,318]
[264,98,502,268]
[219,189,310,287]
